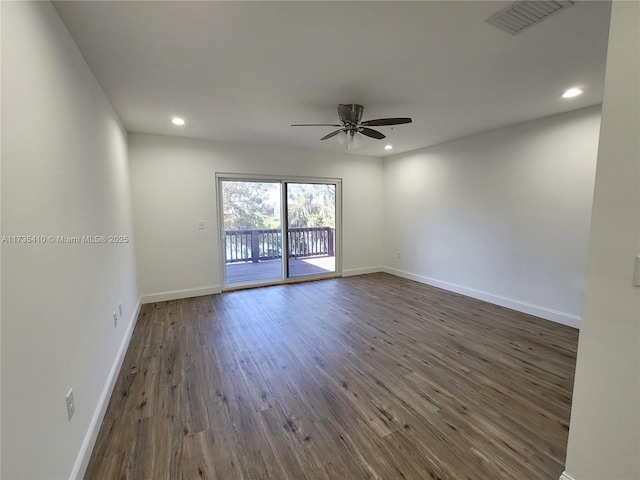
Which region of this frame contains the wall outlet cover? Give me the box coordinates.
[66,389,75,420]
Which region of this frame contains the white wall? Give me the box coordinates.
[562,2,640,479]
[383,106,601,327]
[1,3,138,479]
[128,133,384,299]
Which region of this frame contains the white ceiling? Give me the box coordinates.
[53,1,611,157]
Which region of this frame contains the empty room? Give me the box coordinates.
[1,1,638,480]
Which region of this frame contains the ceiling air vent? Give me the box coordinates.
[485,1,575,35]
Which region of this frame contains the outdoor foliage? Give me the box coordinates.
[287,183,335,228]
[222,181,279,230]
[222,181,335,230]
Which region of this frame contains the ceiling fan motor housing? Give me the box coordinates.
[339,104,364,125]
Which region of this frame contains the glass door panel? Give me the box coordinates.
[221,180,283,286]
[286,183,336,278]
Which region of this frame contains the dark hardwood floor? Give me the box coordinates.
[85,273,579,480]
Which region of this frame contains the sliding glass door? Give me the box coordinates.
[221,180,283,285]
[218,176,340,289]
[286,183,336,278]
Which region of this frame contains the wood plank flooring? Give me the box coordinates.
[226,256,335,284]
[85,273,579,480]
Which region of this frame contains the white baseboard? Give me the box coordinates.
[70,297,142,479]
[559,472,576,480]
[342,266,383,277]
[383,267,581,329]
[141,285,221,304]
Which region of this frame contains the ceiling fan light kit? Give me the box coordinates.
[335,130,364,150]
[292,104,412,150]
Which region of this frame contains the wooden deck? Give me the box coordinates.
[85,273,579,480]
[226,256,335,284]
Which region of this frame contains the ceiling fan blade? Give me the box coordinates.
[360,117,412,127]
[359,127,386,140]
[338,104,357,124]
[320,129,345,141]
[291,123,342,127]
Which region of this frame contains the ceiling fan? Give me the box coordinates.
[292,104,412,149]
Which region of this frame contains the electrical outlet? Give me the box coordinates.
[113,312,118,328]
[197,221,205,230]
[118,303,123,318]
[397,251,402,259]
[66,389,75,420]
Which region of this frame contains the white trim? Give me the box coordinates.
[141,285,221,304]
[215,172,343,184]
[342,266,383,277]
[70,298,142,480]
[383,267,581,329]
[559,472,576,480]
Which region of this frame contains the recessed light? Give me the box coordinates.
[171,117,186,126]
[384,145,394,150]
[561,88,583,98]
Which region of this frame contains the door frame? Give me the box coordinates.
[216,172,342,290]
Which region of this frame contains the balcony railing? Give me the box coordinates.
[225,227,335,263]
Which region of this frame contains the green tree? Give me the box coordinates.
[222,181,279,230]
[287,184,335,228]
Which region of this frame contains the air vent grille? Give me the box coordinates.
[486,1,575,35]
